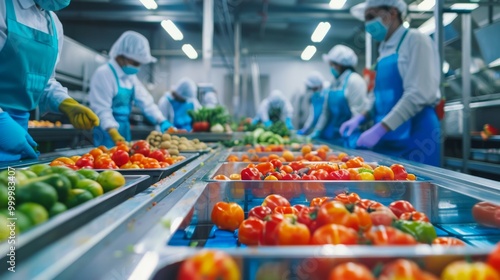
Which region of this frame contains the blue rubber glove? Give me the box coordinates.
[297,129,306,135]
[251,118,259,125]
[263,120,273,128]
[0,112,38,159]
[309,130,320,139]
[356,122,388,148]
[339,114,365,136]
[285,118,294,130]
[160,120,172,133]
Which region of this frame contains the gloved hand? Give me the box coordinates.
[159,120,172,133]
[297,129,306,135]
[308,130,320,139]
[108,128,126,144]
[251,118,259,125]
[340,114,365,136]
[356,122,388,148]
[263,120,273,128]
[285,118,294,130]
[59,98,100,130]
[0,112,38,159]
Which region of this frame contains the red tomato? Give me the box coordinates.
[369,206,397,226]
[432,237,466,246]
[356,199,384,211]
[211,202,244,231]
[390,164,408,180]
[293,204,307,213]
[399,211,430,223]
[177,250,241,280]
[262,194,290,211]
[389,200,416,218]
[310,196,331,207]
[94,155,118,169]
[111,149,130,167]
[282,173,300,180]
[289,161,305,171]
[488,242,500,273]
[373,166,395,180]
[248,205,272,220]
[328,262,375,280]
[334,192,361,204]
[75,156,94,168]
[259,213,284,245]
[301,174,318,180]
[472,202,500,228]
[238,218,265,246]
[317,200,372,231]
[269,171,284,180]
[130,140,150,157]
[379,259,425,280]
[280,165,293,174]
[328,169,351,180]
[241,167,261,180]
[275,219,310,245]
[270,159,283,169]
[297,206,320,233]
[273,206,298,215]
[256,162,275,175]
[310,224,358,245]
[364,226,417,245]
[148,150,165,162]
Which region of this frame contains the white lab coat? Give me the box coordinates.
[88,59,166,130]
[255,94,294,123]
[158,91,202,124]
[0,0,69,113]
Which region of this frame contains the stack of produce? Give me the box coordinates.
[0,165,125,240]
[226,145,336,162]
[145,131,209,152]
[188,106,231,133]
[28,120,62,128]
[49,141,186,170]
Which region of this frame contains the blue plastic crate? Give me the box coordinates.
[462,236,500,246]
[438,223,500,236]
[433,225,450,237]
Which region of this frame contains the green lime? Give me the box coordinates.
[48,166,73,174]
[97,170,126,193]
[0,215,11,242]
[16,181,58,210]
[49,202,67,218]
[61,170,85,189]
[20,170,38,179]
[18,203,49,226]
[0,209,32,233]
[76,169,100,181]
[65,189,94,209]
[0,184,8,209]
[75,179,103,198]
[0,169,28,186]
[28,164,51,176]
[358,168,374,174]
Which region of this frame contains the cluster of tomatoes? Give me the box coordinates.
[227,145,338,163]
[50,140,184,170]
[211,193,466,247]
[214,158,416,181]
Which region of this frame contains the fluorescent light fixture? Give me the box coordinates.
[182,44,198,59]
[450,3,479,10]
[329,0,347,10]
[311,22,331,43]
[489,58,500,67]
[443,61,450,73]
[139,0,157,10]
[403,21,410,28]
[418,13,458,34]
[161,20,183,41]
[417,0,435,11]
[301,45,317,61]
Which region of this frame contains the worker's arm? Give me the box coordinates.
[88,66,119,130]
[132,76,166,124]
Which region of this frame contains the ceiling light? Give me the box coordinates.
[301,45,317,61]
[182,44,198,59]
[403,21,410,28]
[417,0,435,11]
[489,58,500,67]
[311,22,331,43]
[161,20,183,41]
[418,13,458,35]
[329,0,347,10]
[443,61,450,73]
[450,3,479,10]
[139,0,157,10]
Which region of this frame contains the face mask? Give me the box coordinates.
[34,0,71,11]
[365,17,388,42]
[122,65,140,75]
[330,67,340,79]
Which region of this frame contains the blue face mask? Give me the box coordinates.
[34,0,71,11]
[122,65,140,75]
[365,17,388,42]
[330,67,340,79]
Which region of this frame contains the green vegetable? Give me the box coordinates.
[393,220,437,244]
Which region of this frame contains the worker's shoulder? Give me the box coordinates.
[405,28,433,44]
[347,71,364,84]
[49,11,64,36]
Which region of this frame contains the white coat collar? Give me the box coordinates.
[379,25,407,52]
[110,59,128,79]
[19,0,36,9]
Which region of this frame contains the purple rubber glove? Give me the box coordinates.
[356,122,388,148]
[340,114,365,136]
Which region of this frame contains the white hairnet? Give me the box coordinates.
[268,90,285,107]
[175,78,197,99]
[203,91,218,108]
[109,31,157,64]
[350,0,408,21]
[305,72,324,88]
[322,45,358,67]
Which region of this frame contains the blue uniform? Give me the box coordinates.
[168,97,195,131]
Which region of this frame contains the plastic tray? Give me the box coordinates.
[94,153,198,192]
[487,151,500,163]
[179,143,218,154]
[471,149,488,161]
[0,175,150,265]
[170,132,233,142]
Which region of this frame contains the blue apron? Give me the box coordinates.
[310,90,325,129]
[93,63,134,147]
[321,72,359,147]
[373,29,440,166]
[168,97,194,131]
[0,0,58,161]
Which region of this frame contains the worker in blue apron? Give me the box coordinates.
[89,31,172,147]
[158,78,202,131]
[310,45,370,148]
[349,0,441,166]
[297,72,326,135]
[0,0,99,161]
[252,90,294,130]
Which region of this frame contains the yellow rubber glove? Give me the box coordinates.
[108,128,125,144]
[58,99,100,130]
